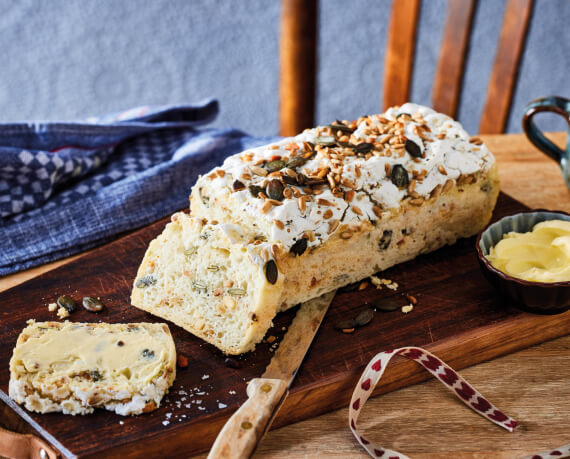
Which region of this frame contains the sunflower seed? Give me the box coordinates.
[228,288,246,296]
[82,296,104,313]
[57,295,76,313]
[290,237,308,256]
[207,265,220,272]
[315,136,336,146]
[265,260,278,284]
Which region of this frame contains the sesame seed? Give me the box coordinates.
[372,205,382,218]
[323,209,333,219]
[297,197,306,214]
[340,231,352,240]
[328,219,339,234]
[345,190,355,202]
[438,165,447,175]
[442,179,454,193]
[352,205,363,216]
[317,198,334,206]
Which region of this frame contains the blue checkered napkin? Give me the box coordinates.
[0,100,278,276]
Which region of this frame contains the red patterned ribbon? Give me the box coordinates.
[349,346,519,458]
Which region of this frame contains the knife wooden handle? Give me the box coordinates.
[207,377,288,459]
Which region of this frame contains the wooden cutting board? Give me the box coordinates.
[1,192,569,458]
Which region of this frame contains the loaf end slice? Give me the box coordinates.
[9,320,176,416]
[131,213,284,355]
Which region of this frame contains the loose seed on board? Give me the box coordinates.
[290,237,308,256]
[265,260,278,284]
[82,296,104,313]
[334,319,356,331]
[405,139,422,158]
[372,298,401,312]
[355,308,374,327]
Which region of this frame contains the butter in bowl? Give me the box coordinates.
[476,210,570,314]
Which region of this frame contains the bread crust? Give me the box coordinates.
[131,104,500,354]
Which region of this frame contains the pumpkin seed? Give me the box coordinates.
[184,246,198,257]
[287,157,307,169]
[378,230,392,250]
[82,296,104,312]
[225,357,242,369]
[405,139,422,158]
[142,349,155,359]
[338,282,360,293]
[390,164,409,188]
[207,265,220,272]
[282,175,297,185]
[290,237,308,256]
[334,319,356,331]
[315,136,336,146]
[265,160,286,172]
[192,281,208,293]
[327,123,354,134]
[265,260,278,284]
[57,295,76,313]
[228,288,246,296]
[233,179,246,191]
[266,180,284,201]
[248,184,264,198]
[353,142,373,154]
[355,308,374,327]
[303,141,315,151]
[372,298,401,312]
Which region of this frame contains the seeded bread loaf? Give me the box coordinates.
[9,320,176,415]
[132,103,500,354]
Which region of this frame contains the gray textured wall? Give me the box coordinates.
[1,0,568,136]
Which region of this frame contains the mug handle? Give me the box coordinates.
[522,96,570,163]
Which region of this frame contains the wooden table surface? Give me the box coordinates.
[1,133,569,459]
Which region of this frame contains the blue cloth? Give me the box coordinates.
[1,101,277,276]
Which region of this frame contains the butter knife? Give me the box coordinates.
[207,290,336,459]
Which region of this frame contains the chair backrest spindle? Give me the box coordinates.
[279,0,318,136]
[278,0,536,135]
[382,0,421,111]
[432,0,476,118]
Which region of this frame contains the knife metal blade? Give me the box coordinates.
[207,290,336,459]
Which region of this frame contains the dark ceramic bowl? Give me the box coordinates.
[476,210,570,315]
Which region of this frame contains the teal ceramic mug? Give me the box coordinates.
[522,96,570,188]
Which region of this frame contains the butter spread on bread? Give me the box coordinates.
[9,321,176,415]
[132,103,500,354]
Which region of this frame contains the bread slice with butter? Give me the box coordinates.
[9,320,176,416]
[132,103,500,355]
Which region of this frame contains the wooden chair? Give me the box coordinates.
[278,0,534,136]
